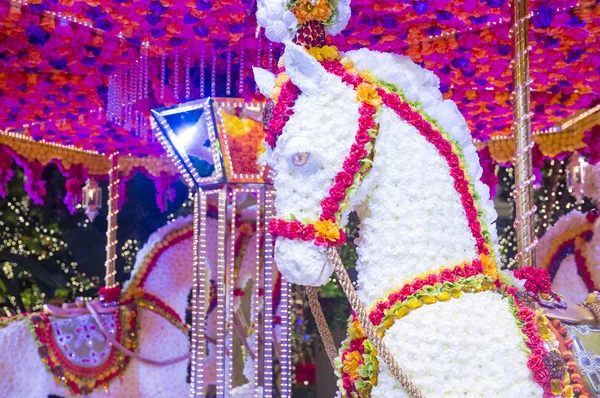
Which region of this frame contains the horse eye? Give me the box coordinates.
[291,152,310,166]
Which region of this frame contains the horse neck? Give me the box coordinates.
[353,106,480,308]
[134,234,194,320]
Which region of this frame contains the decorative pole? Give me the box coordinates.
[104,152,119,287]
[511,0,537,268]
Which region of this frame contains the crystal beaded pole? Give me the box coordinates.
[262,189,275,397]
[511,0,537,268]
[104,153,119,287]
[279,278,292,397]
[190,191,207,397]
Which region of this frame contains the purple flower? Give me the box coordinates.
[26,24,50,46]
[566,49,585,64]
[498,45,510,56]
[435,10,453,22]
[533,4,553,29]
[151,28,166,38]
[196,0,212,11]
[412,1,428,15]
[50,58,67,70]
[194,26,209,37]
[451,57,469,69]
[382,16,397,28]
[146,13,160,26]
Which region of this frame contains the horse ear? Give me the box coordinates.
[253,67,276,98]
[283,41,326,95]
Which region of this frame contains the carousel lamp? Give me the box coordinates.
[82,178,101,221]
[566,151,587,203]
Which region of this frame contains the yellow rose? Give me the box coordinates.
[342,351,363,379]
[356,83,383,107]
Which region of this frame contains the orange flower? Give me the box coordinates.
[342,351,363,379]
[356,83,382,107]
[313,219,340,242]
[480,254,498,281]
[292,0,333,25]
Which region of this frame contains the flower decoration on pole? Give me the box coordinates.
[82,177,102,222]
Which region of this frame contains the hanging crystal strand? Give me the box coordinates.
[257,27,263,67]
[137,56,142,102]
[238,40,245,98]
[107,75,113,122]
[256,28,263,94]
[199,46,205,98]
[128,65,134,131]
[160,53,166,102]
[268,41,273,72]
[174,47,180,101]
[123,69,130,130]
[185,48,191,100]
[211,48,217,98]
[226,49,232,96]
[116,69,123,125]
[142,42,148,100]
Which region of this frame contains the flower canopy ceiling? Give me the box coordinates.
[0,0,598,157]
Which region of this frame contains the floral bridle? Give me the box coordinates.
[267,45,491,259]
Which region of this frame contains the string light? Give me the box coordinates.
[238,40,245,98]
[174,47,180,101]
[190,191,207,397]
[215,188,227,396]
[211,48,217,98]
[200,47,206,98]
[226,50,232,96]
[104,153,119,288]
[160,53,166,102]
[263,189,275,397]
[185,49,191,100]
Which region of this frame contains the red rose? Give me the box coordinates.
[517,307,535,322]
[386,93,400,107]
[533,368,550,385]
[359,115,376,130]
[450,167,465,181]
[412,279,425,290]
[360,104,376,116]
[400,284,414,297]
[463,264,476,276]
[369,310,384,325]
[336,229,347,245]
[99,286,121,303]
[531,347,546,358]
[343,157,361,174]
[355,131,371,145]
[350,143,368,159]
[416,120,431,135]
[302,224,316,241]
[523,320,539,336]
[527,335,544,351]
[389,292,402,304]
[268,219,279,236]
[586,210,599,223]
[440,269,456,282]
[329,184,347,202]
[471,221,482,235]
[447,154,460,167]
[376,301,390,312]
[461,193,474,208]
[342,376,353,389]
[527,354,545,372]
[425,274,438,286]
[438,140,453,155]
[335,171,355,188]
[286,220,304,239]
[321,197,339,216]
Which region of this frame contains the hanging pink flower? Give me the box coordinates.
[477,146,498,199]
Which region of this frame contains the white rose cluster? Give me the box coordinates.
[256,0,351,43]
[374,292,542,398]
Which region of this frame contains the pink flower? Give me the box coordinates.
[355,131,371,145]
[517,307,535,322]
[527,354,545,372]
[440,269,456,282]
[369,310,384,325]
[343,157,361,174]
[335,171,355,188]
[302,224,316,241]
[329,184,347,202]
[358,115,376,130]
[533,368,550,386]
[286,220,305,239]
[400,284,414,297]
[413,279,425,290]
[350,143,367,159]
[321,197,340,216]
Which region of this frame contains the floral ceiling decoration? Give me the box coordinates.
[0,0,599,161]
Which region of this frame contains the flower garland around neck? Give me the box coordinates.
[513,266,566,309]
[267,45,494,258]
[336,255,572,397]
[573,237,598,293]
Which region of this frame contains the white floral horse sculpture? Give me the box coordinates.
[0,214,265,397]
[254,42,573,397]
[537,163,600,305]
